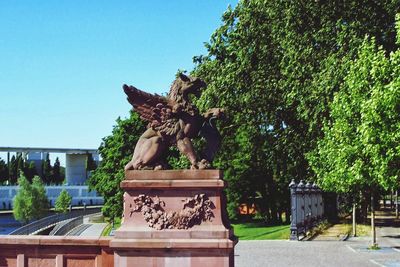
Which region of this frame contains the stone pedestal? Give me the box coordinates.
[110,170,236,267]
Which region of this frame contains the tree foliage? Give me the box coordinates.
[86,153,97,172]
[89,1,400,222]
[88,111,146,220]
[42,154,52,184]
[0,159,8,185]
[31,176,50,218]
[309,18,400,193]
[9,155,18,184]
[22,161,37,182]
[192,0,399,220]
[0,155,64,185]
[52,157,63,184]
[13,175,49,223]
[13,175,32,224]
[55,189,72,213]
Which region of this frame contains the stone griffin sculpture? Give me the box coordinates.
[123,73,224,170]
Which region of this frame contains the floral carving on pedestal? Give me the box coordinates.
[131,194,214,230]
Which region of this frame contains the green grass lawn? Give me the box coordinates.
[100,217,290,239]
[232,223,290,240]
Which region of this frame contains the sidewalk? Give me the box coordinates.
[78,222,107,237]
[235,240,400,267]
[235,209,400,267]
[313,223,349,241]
[77,216,107,237]
[347,209,400,248]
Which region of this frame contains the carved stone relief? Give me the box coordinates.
[130,194,214,230]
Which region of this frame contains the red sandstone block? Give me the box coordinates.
[124,170,223,180]
[0,236,112,247]
[109,238,235,249]
[120,179,225,189]
[0,235,41,245]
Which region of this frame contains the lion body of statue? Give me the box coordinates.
[123,74,223,170]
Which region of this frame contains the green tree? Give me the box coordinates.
[52,157,62,184]
[16,155,24,175]
[41,154,52,184]
[192,0,399,221]
[13,175,34,224]
[13,175,49,223]
[309,34,400,194]
[9,155,18,184]
[85,153,97,180]
[31,176,49,219]
[88,111,146,220]
[308,17,400,245]
[22,161,37,182]
[55,189,72,213]
[60,166,66,183]
[0,159,8,185]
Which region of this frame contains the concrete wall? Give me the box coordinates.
[0,185,104,210]
[65,154,88,185]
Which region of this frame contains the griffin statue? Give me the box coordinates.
[123,73,224,170]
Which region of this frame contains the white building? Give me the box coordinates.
[0,185,104,210]
[0,147,100,185]
[0,147,104,210]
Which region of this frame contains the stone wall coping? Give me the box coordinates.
[120,179,226,189]
[109,238,236,249]
[114,226,232,239]
[0,235,112,246]
[124,170,223,180]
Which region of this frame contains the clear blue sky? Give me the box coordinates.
[0,1,238,153]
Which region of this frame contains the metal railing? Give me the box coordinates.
[49,212,102,236]
[9,208,100,235]
[289,180,324,240]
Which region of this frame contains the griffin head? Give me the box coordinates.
[168,74,206,104]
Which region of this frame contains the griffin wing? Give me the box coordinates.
[123,84,179,135]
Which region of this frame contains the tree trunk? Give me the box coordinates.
[396,190,399,219]
[360,192,369,223]
[391,190,393,210]
[371,194,377,246]
[352,203,357,237]
[383,194,386,209]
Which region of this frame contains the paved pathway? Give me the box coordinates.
[67,217,107,237]
[236,209,400,267]
[235,240,400,267]
[313,223,349,241]
[374,209,400,248]
[78,222,107,237]
[347,209,400,247]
